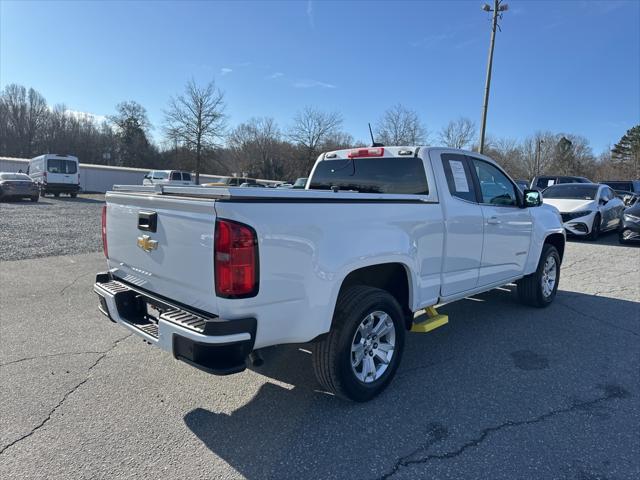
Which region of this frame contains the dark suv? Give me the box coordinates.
[531,175,592,191]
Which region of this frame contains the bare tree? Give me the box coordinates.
[163,79,226,183]
[439,117,476,149]
[374,104,428,146]
[287,106,343,169]
[228,117,283,179]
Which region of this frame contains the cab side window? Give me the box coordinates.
[171,172,181,180]
[442,154,477,202]
[471,159,518,207]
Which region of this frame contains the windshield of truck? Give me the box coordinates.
[47,159,77,174]
[543,184,598,200]
[309,157,428,195]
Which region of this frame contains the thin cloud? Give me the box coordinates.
[267,72,284,79]
[292,79,336,89]
[220,67,233,75]
[307,1,315,29]
[410,32,454,48]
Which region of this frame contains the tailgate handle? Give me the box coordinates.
[138,211,157,232]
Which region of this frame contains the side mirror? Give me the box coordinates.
[523,189,542,208]
[599,198,608,205]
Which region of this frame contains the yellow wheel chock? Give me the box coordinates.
[410,306,449,333]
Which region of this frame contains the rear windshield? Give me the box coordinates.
[47,159,77,174]
[543,184,598,200]
[309,157,428,195]
[0,173,31,181]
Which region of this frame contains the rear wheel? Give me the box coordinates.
[517,244,560,308]
[31,195,39,202]
[588,214,601,241]
[53,192,60,198]
[70,192,77,198]
[312,286,406,402]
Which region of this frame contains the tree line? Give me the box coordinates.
[0,81,637,182]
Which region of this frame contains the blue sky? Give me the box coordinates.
[1,0,638,153]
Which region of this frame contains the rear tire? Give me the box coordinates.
[54,192,60,198]
[517,244,560,308]
[312,286,406,402]
[31,195,39,202]
[70,192,77,198]
[588,214,601,241]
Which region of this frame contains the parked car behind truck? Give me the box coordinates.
[28,154,80,197]
[0,172,40,202]
[542,183,625,240]
[95,146,565,401]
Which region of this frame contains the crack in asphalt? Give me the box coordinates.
[0,333,132,456]
[556,300,640,338]
[377,384,631,480]
[59,270,94,295]
[0,350,107,368]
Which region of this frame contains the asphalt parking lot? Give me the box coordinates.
[1,196,639,479]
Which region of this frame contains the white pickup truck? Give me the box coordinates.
[95,147,565,401]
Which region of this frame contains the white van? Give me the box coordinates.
[143,170,195,186]
[28,154,80,197]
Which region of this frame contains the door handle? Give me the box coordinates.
[487,217,501,225]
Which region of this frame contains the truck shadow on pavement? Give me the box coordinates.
[183,287,638,480]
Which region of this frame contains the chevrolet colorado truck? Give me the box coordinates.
[94,147,565,401]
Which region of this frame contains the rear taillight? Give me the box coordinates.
[101,205,108,258]
[347,147,384,158]
[214,219,258,298]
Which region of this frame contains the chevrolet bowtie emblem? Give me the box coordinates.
[137,235,158,252]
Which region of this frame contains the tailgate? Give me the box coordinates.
[105,192,219,314]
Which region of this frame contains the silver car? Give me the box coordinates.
[0,172,40,202]
[542,183,625,240]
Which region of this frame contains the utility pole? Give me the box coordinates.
[535,138,544,175]
[479,0,508,154]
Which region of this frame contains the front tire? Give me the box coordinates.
[312,286,406,402]
[517,244,561,308]
[588,214,601,241]
[31,195,39,202]
[70,192,77,198]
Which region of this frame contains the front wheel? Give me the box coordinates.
[31,195,39,202]
[517,244,561,308]
[312,286,406,402]
[70,192,77,198]
[588,214,601,241]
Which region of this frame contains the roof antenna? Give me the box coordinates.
[368,123,384,147]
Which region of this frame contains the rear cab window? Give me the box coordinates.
[309,157,428,195]
[182,172,191,181]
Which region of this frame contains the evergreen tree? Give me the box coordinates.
[611,125,640,178]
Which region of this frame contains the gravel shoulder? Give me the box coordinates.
[0,194,104,261]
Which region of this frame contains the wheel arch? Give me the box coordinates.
[544,232,565,263]
[334,262,414,331]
